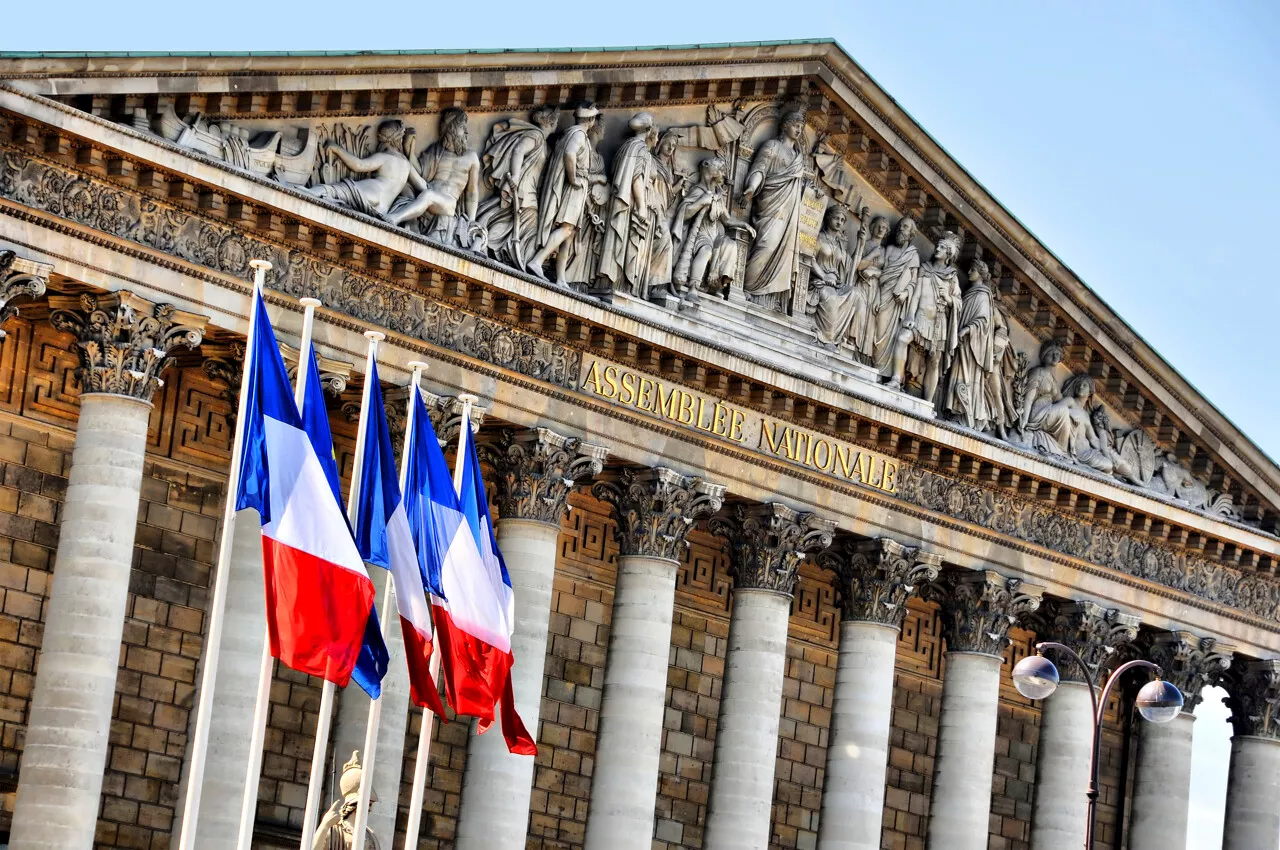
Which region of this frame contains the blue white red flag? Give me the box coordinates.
[413,415,535,754]
[234,290,376,686]
[353,363,446,715]
[298,343,388,698]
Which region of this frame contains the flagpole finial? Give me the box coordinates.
[364,330,386,342]
[299,297,322,309]
[249,259,273,271]
[457,393,479,405]
[248,259,272,290]
[407,360,429,371]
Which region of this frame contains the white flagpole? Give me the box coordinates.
[176,259,271,850]
[232,295,324,850]
[452,394,479,495]
[296,329,384,850]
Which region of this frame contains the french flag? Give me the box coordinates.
[412,414,535,755]
[353,362,446,715]
[235,290,376,685]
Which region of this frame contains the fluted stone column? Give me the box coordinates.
[10,292,205,850]
[815,539,940,850]
[1129,631,1231,850]
[924,570,1043,850]
[1028,601,1138,850]
[1223,659,1280,850]
[583,468,724,850]
[455,428,607,850]
[703,504,835,850]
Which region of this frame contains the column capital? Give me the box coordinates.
[280,341,352,397]
[49,290,206,402]
[1143,630,1233,712]
[0,250,51,338]
[482,427,609,526]
[592,467,725,561]
[820,537,940,627]
[927,569,1044,657]
[1032,600,1140,684]
[1225,659,1280,738]
[423,391,486,447]
[708,503,835,596]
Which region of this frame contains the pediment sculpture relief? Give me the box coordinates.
[126,96,1244,523]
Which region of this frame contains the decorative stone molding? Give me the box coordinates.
[422,390,485,448]
[1142,630,1233,712]
[279,341,352,398]
[48,291,206,403]
[0,249,51,338]
[592,467,725,562]
[820,537,941,627]
[1031,600,1140,684]
[202,341,246,404]
[707,503,835,596]
[927,569,1044,657]
[481,427,608,526]
[1225,659,1280,738]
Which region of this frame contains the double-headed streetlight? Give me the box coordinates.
[1011,642,1185,850]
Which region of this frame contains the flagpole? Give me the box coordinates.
[176,259,271,850]
[231,295,324,850]
[452,394,479,495]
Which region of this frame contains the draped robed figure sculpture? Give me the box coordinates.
[741,108,811,312]
[476,105,560,267]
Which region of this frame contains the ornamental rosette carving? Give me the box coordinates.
[481,427,608,526]
[592,467,725,562]
[1224,659,1280,738]
[49,291,206,403]
[0,250,51,339]
[926,569,1044,657]
[1031,600,1139,684]
[820,538,941,627]
[1142,630,1233,712]
[708,503,835,596]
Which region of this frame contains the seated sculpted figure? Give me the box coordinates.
[669,156,754,309]
[810,204,857,348]
[388,108,482,248]
[309,119,418,219]
[1015,339,1066,440]
[313,751,380,850]
[1024,373,1123,475]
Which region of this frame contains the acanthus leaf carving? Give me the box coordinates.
[481,427,608,526]
[707,502,835,596]
[0,250,51,339]
[925,569,1044,657]
[1030,600,1139,684]
[1142,630,1233,712]
[819,537,940,627]
[1224,659,1280,739]
[592,467,725,562]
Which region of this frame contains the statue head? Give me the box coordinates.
[439,108,470,156]
[894,216,918,247]
[823,204,848,234]
[934,231,961,265]
[376,119,406,150]
[1039,339,1066,367]
[339,751,378,805]
[531,105,561,133]
[779,109,806,142]
[870,215,891,240]
[1062,373,1095,403]
[575,101,600,128]
[629,112,654,137]
[968,258,991,284]
[700,156,728,188]
[656,129,680,158]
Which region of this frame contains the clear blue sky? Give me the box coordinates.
[3,2,1275,845]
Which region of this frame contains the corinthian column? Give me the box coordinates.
[815,539,940,850]
[703,504,834,850]
[455,427,607,850]
[924,570,1043,850]
[1028,601,1138,850]
[1222,658,1280,850]
[1129,631,1231,850]
[583,468,725,850]
[0,250,50,338]
[10,292,206,850]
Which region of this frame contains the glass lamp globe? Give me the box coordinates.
[1136,679,1184,723]
[1012,654,1060,700]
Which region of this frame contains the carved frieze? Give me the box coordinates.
[820,537,941,628]
[592,467,725,562]
[1224,659,1280,739]
[1031,600,1139,684]
[707,502,835,596]
[0,250,50,338]
[926,569,1043,657]
[1142,630,1232,712]
[481,427,609,526]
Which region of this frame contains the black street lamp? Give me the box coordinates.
[1011,641,1185,850]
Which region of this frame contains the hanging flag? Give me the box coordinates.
[298,343,388,698]
[425,417,536,755]
[235,290,376,685]
[353,362,447,715]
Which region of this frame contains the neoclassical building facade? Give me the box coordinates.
[0,40,1275,850]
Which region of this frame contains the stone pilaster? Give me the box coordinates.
[456,428,607,850]
[10,292,205,850]
[1222,659,1280,850]
[1027,601,1139,850]
[584,468,724,850]
[1129,631,1233,850]
[0,250,51,338]
[925,570,1043,850]
[817,538,940,850]
[703,504,834,850]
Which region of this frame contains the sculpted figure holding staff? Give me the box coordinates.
[884,230,961,402]
[741,108,810,311]
[944,259,1003,431]
[869,216,921,371]
[670,156,754,309]
[528,103,603,286]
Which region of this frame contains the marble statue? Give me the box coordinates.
[644,129,684,293]
[598,113,659,296]
[884,231,962,403]
[477,106,560,268]
[741,108,810,312]
[810,205,862,348]
[388,108,482,248]
[308,119,419,219]
[868,217,921,372]
[564,118,610,286]
[529,103,604,286]
[943,259,1005,432]
[845,215,890,361]
[1023,374,1119,472]
[670,156,754,309]
[313,751,380,850]
[1016,339,1066,436]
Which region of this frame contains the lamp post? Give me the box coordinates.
[1012,641,1184,850]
